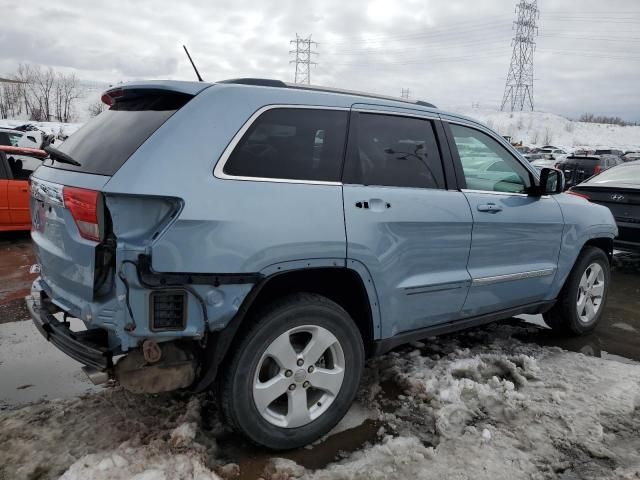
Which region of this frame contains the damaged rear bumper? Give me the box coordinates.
[26,292,113,371]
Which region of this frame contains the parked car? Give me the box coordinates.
[568,161,639,253]
[540,147,567,158]
[594,148,623,158]
[0,126,54,172]
[524,153,544,162]
[26,79,617,450]
[0,127,23,147]
[556,154,623,189]
[622,152,640,162]
[531,158,558,170]
[0,146,47,231]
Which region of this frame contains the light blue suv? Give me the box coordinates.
[26,79,617,449]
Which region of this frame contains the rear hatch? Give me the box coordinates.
[30,85,200,315]
[572,163,640,245]
[558,156,601,187]
[578,187,640,245]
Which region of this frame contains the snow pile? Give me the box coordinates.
[0,389,229,479]
[271,325,640,479]
[458,108,640,150]
[58,396,227,480]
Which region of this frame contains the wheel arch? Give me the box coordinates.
[583,236,614,263]
[549,233,614,302]
[193,264,379,392]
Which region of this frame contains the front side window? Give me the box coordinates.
[7,157,35,180]
[343,113,445,189]
[0,132,21,147]
[450,124,531,194]
[223,108,348,182]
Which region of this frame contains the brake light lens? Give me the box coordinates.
[100,88,124,107]
[593,165,602,175]
[566,190,591,201]
[63,187,101,241]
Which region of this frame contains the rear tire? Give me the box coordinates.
[543,246,610,335]
[219,293,365,450]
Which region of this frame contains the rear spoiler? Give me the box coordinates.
[0,145,48,159]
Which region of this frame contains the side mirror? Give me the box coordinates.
[537,167,565,195]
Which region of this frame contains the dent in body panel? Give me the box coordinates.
[151,180,347,273]
[343,186,473,338]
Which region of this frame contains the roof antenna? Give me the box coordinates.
[183,45,204,82]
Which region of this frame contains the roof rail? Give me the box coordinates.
[217,78,437,109]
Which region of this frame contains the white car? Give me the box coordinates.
[539,148,568,162]
[0,127,52,172]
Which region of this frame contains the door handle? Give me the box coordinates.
[477,203,502,213]
[356,199,391,211]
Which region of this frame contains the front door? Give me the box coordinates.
[445,121,564,317]
[342,109,473,339]
[6,157,32,226]
[0,162,9,227]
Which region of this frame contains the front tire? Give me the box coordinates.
[219,293,365,450]
[543,246,610,335]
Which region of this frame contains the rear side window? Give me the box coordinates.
[50,92,192,176]
[343,113,445,189]
[223,108,348,182]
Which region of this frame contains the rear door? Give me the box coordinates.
[444,120,564,317]
[342,107,473,338]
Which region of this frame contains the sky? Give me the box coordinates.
[1,0,639,121]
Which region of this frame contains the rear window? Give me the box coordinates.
[563,157,599,165]
[587,164,640,184]
[49,92,191,176]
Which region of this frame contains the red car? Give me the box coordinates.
[0,146,46,231]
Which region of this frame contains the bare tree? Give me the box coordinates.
[531,129,540,144]
[1,64,84,122]
[87,100,106,117]
[25,65,56,121]
[0,80,24,119]
[542,127,553,146]
[14,64,34,115]
[54,72,82,122]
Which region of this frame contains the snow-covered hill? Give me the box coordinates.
[2,107,640,152]
[457,108,640,151]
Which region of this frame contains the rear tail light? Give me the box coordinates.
[100,88,124,107]
[63,187,101,241]
[593,165,602,175]
[566,190,591,201]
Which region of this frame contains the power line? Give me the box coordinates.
[501,0,539,112]
[289,34,318,84]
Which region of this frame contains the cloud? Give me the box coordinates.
[1,0,639,120]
